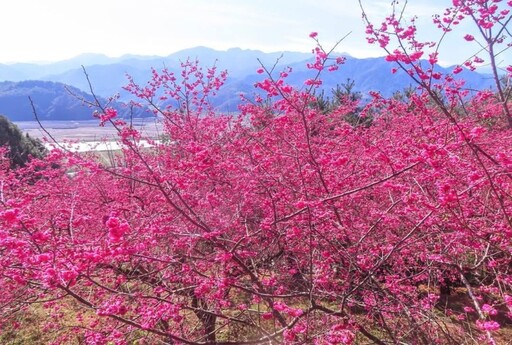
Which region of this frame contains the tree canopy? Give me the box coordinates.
[0,115,46,168]
[1,1,512,344]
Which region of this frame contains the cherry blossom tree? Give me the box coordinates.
[1,1,512,344]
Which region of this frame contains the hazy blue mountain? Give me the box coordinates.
[277,56,494,98]
[41,63,159,99]
[0,47,311,84]
[164,47,312,78]
[0,65,18,81]
[214,55,493,111]
[0,46,496,119]
[0,80,150,121]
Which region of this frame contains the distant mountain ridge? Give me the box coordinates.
[0,47,312,83]
[0,47,495,121]
[0,80,149,121]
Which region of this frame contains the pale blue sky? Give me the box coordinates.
[0,0,510,68]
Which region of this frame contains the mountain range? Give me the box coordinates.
[0,80,149,121]
[0,47,496,121]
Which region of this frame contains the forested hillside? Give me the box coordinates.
[0,80,149,121]
[0,115,45,168]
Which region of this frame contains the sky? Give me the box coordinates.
[0,0,510,68]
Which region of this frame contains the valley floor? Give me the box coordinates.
[14,119,163,142]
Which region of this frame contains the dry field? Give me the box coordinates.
[15,119,164,142]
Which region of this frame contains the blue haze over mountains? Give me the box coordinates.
[0,47,495,121]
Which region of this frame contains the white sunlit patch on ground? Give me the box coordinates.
[44,140,160,152]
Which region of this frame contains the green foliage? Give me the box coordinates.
[312,79,372,127]
[0,115,46,168]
